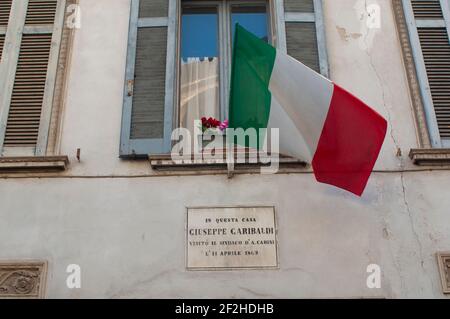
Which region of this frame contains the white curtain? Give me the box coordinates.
[180,57,220,134]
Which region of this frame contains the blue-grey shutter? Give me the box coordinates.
[283,0,329,77]
[403,0,450,147]
[120,0,177,157]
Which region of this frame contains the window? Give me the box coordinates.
[0,0,66,157]
[402,0,450,148]
[180,5,221,134]
[120,0,328,158]
[179,1,271,134]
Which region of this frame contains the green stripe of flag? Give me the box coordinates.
[228,24,276,149]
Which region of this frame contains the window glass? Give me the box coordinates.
[180,7,220,134]
[231,6,268,44]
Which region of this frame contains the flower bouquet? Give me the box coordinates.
[197,117,229,152]
[200,117,228,134]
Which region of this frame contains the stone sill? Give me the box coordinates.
[409,149,450,166]
[0,156,69,173]
[149,153,307,173]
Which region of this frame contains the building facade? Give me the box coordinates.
[0,0,450,298]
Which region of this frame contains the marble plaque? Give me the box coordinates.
[186,207,278,270]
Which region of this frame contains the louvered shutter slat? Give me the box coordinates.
[4,34,52,146]
[283,0,321,73]
[411,0,444,19]
[25,0,58,25]
[3,0,57,147]
[0,0,12,59]
[284,0,314,13]
[131,27,167,139]
[412,0,450,139]
[286,22,320,73]
[0,0,12,26]
[139,0,168,18]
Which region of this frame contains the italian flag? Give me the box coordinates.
[229,25,387,196]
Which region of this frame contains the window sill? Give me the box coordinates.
[409,149,450,166]
[149,153,307,173]
[0,156,69,173]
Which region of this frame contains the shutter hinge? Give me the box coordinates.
[127,80,134,96]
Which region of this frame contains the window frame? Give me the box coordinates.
[402,0,450,148]
[0,0,66,156]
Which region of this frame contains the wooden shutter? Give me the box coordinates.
[403,0,450,147]
[286,23,320,72]
[4,33,52,147]
[131,25,167,140]
[418,27,450,139]
[414,0,450,140]
[0,0,12,60]
[0,0,65,155]
[120,0,177,157]
[283,0,328,76]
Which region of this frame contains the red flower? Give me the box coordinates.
[199,116,225,132]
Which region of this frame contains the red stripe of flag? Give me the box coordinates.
[312,84,388,196]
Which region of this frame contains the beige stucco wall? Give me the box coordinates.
[0,0,449,298]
